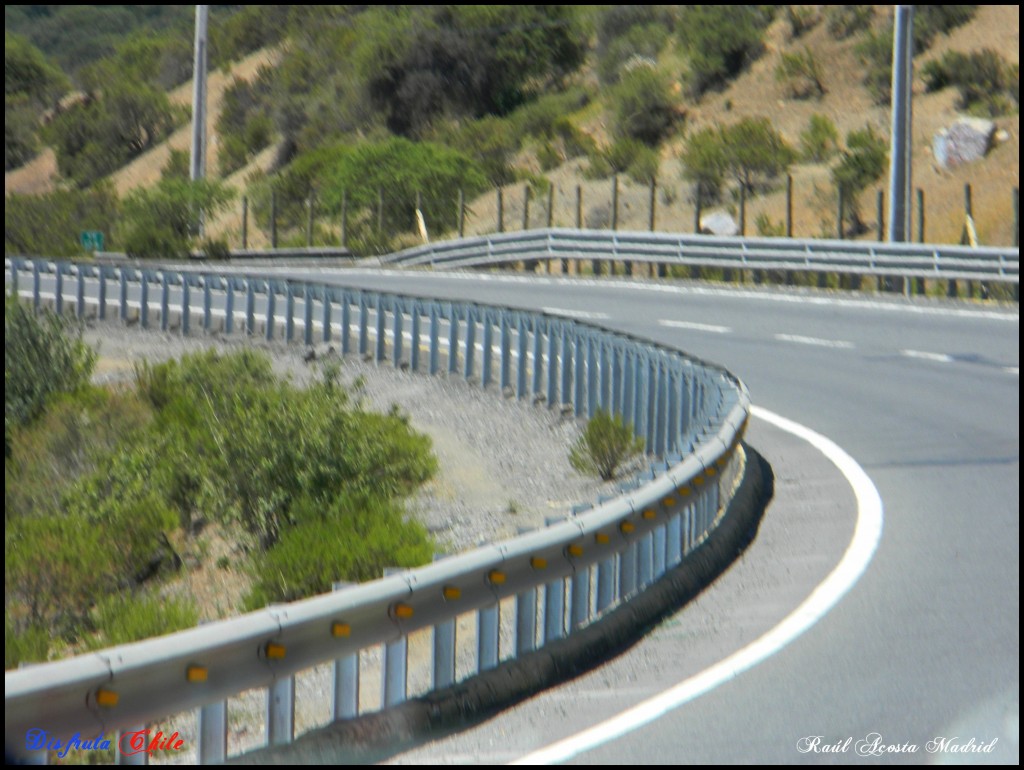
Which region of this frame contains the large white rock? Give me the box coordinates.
[700,210,739,236]
[933,116,996,168]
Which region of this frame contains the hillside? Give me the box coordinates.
[4,5,1020,250]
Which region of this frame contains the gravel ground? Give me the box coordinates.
[80,320,621,763]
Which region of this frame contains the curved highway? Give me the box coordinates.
[260,267,1019,764]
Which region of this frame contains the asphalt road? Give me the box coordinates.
[263,268,1019,765]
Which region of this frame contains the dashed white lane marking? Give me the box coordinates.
[541,307,610,320]
[659,319,732,334]
[775,333,855,349]
[1006,367,1019,376]
[901,349,955,364]
[510,406,884,765]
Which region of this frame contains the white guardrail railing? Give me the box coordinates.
[5,256,752,764]
[380,227,1020,287]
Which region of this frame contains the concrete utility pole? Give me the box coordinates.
[191,5,209,235]
[887,5,913,243]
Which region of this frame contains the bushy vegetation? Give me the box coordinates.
[5,336,438,667]
[5,185,119,257]
[800,114,840,163]
[611,66,681,147]
[776,48,826,100]
[832,125,889,235]
[678,6,775,98]
[681,117,795,202]
[594,5,674,85]
[120,169,235,259]
[569,409,645,481]
[922,49,1019,117]
[5,32,69,170]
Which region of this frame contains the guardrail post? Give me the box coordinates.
[97,266,109,321]
[599,339,611,411]
[638,530,654,588]
[560,323,573,407]
[181,276,191,336]
[338,290,351,355]
[303,285,313,346]
[574,333,586,417]
[517,316,529,399]
[654,362,667,456]
[478,603,500,672]
[245,280,255,335]
[500,311,512,390]
[199,700,227,763]
[622,349,636,428]
[321,286,332,343]
[267,675,295,747]
[283,283,294,342]
[331,581,360,720]
[117,268,128,321]
[666,512,682,567]
[160,273,170,332]
[265,282,276,342]
[532,320,544,397]
[570,565,591,631]
[392,300,404,368]
[429,303,440,374]
[596,553,616,614]
[463,306,476,380]
[497,188,504,234]
[481,310,493,386]
[448,305,460,374]
[375,295,386,362]
[54,262,68,316]
[116,725,148,765]
[653,523,667,579]
[140,272,150,329]
[202,275,213,332]
[31,261,42,312]
[546,323,559,407]
[410,302,421,372]
[620,535,639,599]
[75,266,86,319]
[586,334,598,418]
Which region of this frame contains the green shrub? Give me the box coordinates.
[776,48,826,99]
[120,176,234,260]
[5,297,97,443]
[914,6,977,51]
[785,6,820,39]
[800,113,840,162]
[922,49,1019,117]
[611,66,680,147]
[679,6,774,97]
[245,493,433,607]
[569,409,645,481]
[5,613,51,668]
[86,593,198,649]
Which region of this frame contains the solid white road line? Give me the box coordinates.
[901,349,955,364]
[510,406,884,765]
[541,307,610,320]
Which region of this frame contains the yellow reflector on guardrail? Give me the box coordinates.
[186,665,208,683]
[331,622,351,638]
[265,642,286,660]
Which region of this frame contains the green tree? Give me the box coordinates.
[680,125,729,203]
[120,175,234,259]
[594,5,674,85]
[570,409,645,481]
[720,117,796,195]
[832,125,888,234]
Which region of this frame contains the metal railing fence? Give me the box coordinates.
[5,256,749,764]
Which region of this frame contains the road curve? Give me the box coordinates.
[262,268,1019,765]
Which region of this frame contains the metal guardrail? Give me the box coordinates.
[4,256,750,764]
[380,228,1020,285]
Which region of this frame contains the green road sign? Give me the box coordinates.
[80,231,104,251]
